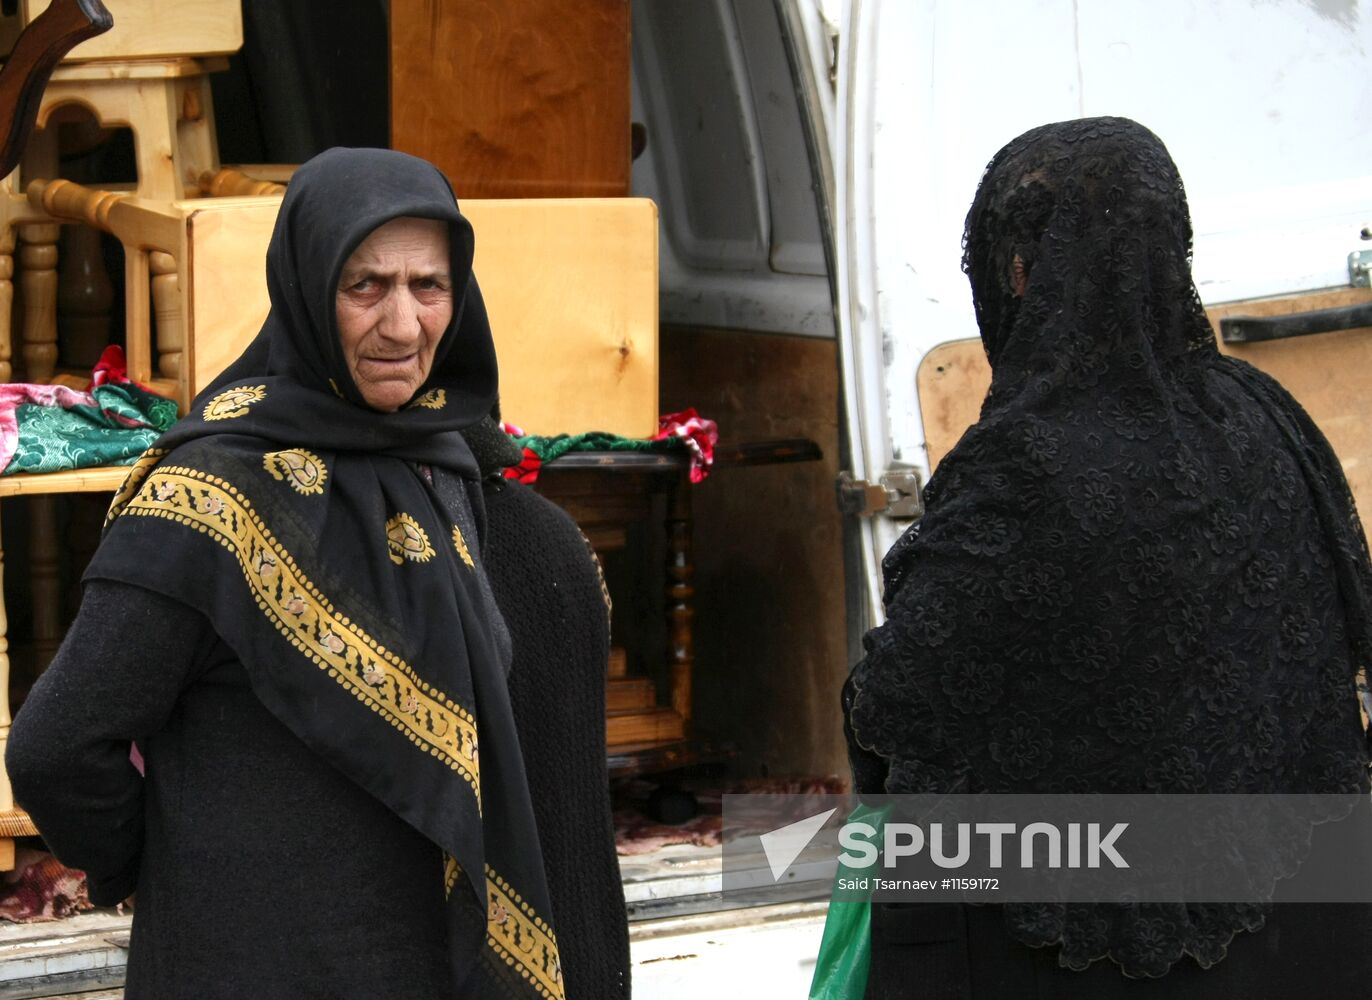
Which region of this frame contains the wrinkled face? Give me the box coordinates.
[335,216,453,412]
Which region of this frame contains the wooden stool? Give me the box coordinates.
[1,56,225,388]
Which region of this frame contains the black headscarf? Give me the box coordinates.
[846,118,1372,976]
[87,148,567,998]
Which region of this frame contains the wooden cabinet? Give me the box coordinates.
[390,0,632,199]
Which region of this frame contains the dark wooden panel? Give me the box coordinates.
[607,707,685,747]
[390,0,631,199]
[660,327,847,781]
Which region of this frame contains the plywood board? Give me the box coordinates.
[183,197,283,397]
[0,0,242,60]
[391,0,631,199]
[914,287,1372,534]
[916,340,991,472]
[465,198,659,438]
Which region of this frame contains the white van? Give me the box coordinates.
[3,2,1367,996]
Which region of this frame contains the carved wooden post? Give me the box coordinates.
[150,250,181,380]
[0,225,14,383]
[19,221,59,383]
[665,470,695,731]
[28,177,124,230]
[57,223,113,370]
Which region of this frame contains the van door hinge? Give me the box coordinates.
[1350,248,1372,288]
[837,466,924,519]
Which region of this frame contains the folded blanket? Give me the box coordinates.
[1,349,178,475]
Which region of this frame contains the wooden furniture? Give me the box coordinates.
[21,180,281,406]
[464,198,658,437]
[0,0,240,387]
[536,439,822,778]
[536,454,694,754]
[390,0,631,199]
[0,0,241,63]
[198,166,286,199]
[0,0,112,179]
[0,55,228,387]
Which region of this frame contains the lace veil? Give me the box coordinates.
[846,117,1372,976]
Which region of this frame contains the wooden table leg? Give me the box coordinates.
[0,224,14,383]
[150,249,183,383]
[665,472,694,732]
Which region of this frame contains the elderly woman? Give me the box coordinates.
[844,118,1372,995]
[7,149,565,999]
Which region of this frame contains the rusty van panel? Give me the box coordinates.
[915,286,1372,535]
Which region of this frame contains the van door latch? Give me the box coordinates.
[837,466,924,519]
[1350,249,1372,288]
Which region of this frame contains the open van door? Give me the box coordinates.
[834,0,1372,629]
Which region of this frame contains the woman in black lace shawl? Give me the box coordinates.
[844,117,1372,993]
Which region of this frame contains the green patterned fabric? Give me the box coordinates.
[4,384,178,475]
[514,430,669,464]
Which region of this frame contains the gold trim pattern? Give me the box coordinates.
[444,854,462,899]
[387,513,435,565]
[263,448,328,496]
[106,448,167,525]
[486,867,565,1000]
[119,467,481,802]
[408,388,447,410]
[328,378,344,399]
[451,525,475,569]
[203,385,267,421]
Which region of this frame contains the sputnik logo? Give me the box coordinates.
[759,808,838,882]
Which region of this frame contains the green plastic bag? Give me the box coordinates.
[808,803,888,1000]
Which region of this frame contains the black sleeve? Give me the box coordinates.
[6,580,214,905]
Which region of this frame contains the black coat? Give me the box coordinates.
[6,477,629,999]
